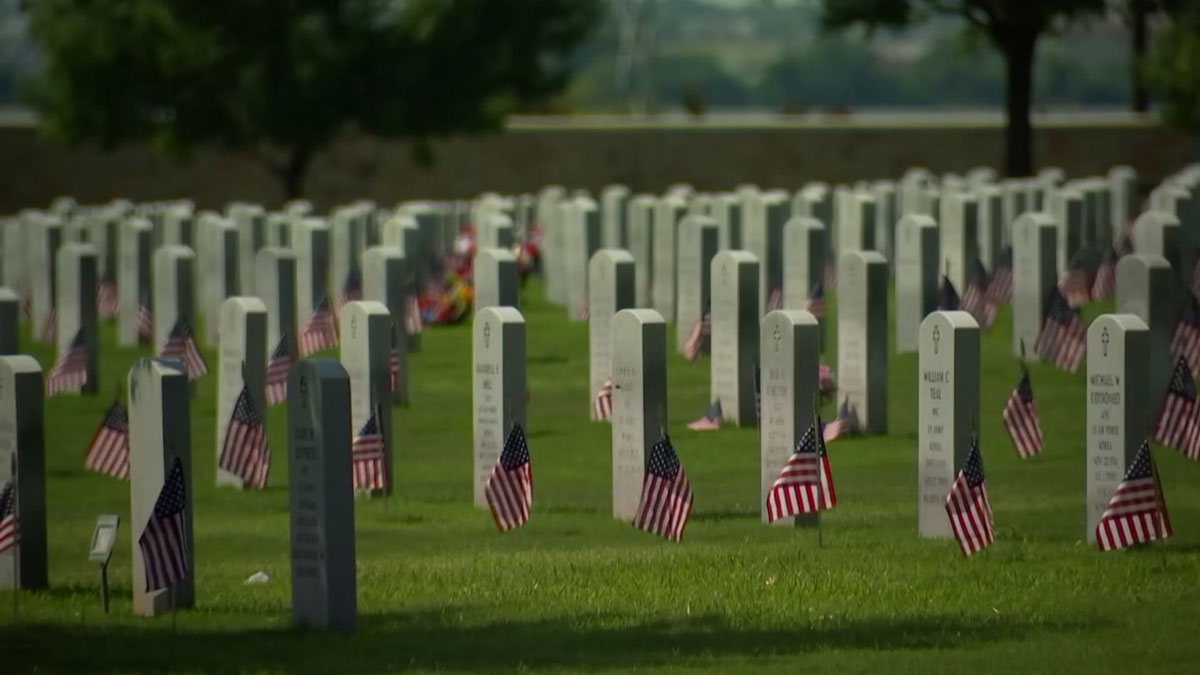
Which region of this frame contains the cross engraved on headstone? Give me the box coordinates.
[1101,327,1110,357]
[932,325,941,354]
[483,321,491,349]
[773,324,781,352]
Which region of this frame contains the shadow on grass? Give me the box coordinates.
[1,610,1092,673]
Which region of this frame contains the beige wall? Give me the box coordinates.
[0,119,1192,212]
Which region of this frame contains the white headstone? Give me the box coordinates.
[837,250,889,433]
[118,217,153,346]
[1012,213,1059,359]
[566,198,601,321]
[215,297,267,488]
[340,301,393,495]
[589,250,636,419]
[710,250,760,426]
[152,246,196,356]
[256,247,297,356]
[55,243,99,393]
[362,247,410,406]
[652,196,687,320]
[0,356,46,589]
[295,218,331,325]
[473,307,526,507]
[627,195,656,307]
[1115,254,1175,402]
[675,216,719,348]
[610,308,666,520]
[759,310,820,525]
[28,215,62,342]
[940,191,979,292]
[601,185,630,248]
[895,215,940,354]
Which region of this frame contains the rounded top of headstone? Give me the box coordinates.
[921,310,979,332]
[155,244,195,260]
[590,248,634,265]
[58,242,98,257]
[898,213,937,232]
[680,214,718,230]
[256,246,296,262]
[363,245,405,264]
[476,306,525,325]
[1014,211,1055,229]
[631,194,657,206]
[0,287,17,301]
[1116,253,1170,273]
[130,356,189,389]
[801,182,829,197]
[476,247,516,263]
[613,308,665,326]
[839,250,887,266]
[785,216,824,232]
[0,354,42,375]
[714,249,758,265]
[124,216,153,231]
[1088,313,1149,337]
[341,300,390,320]
[763,309,819,328]
[301,216,329,231]
[489,213,515,228]
[1134,210,1180,230]
[221,296,268,317]
[602,184,631,199]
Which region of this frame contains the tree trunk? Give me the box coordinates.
[280,148,313,200]
[1131,4,1149,113]
[1002,34,1037,177]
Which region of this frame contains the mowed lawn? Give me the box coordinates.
[2,277,1198,674]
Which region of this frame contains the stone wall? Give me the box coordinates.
[0,118,1193,212]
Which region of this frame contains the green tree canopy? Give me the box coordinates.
[1147,3,1200,135]
[822,0,1106,176]
[25,0,601,198]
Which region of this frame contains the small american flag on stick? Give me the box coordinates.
[484,423,533,531]
[1002,368,1043,458]
[1034,287,1086,373]
[1171,294,1200,379]
[1096,440,1172,551]
[351,408,387,491]
[84,400,130,480]
[0,480,17,555]
[823,397,857,443]
[46,328,89,396]
[1059,250,1091,308]
[1091,246,1117,301]
[766,420,836,522]
[961,259,997,329]
[938,275,960,311]
[686,401,722,431]
[945,437,994,556]
[138,457,189,592]
[299,298,338,356]
[806,281,826,319]
[336,268,363,318]
[633,435,693,541]
[1152,356,1200,460]
[218,385,270,489]
[159,318,207,380]
[681,314,710,362]
[265,334,292,405]
[987,247,1013,304]
[593,379,613,421]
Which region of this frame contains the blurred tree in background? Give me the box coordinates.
[24,0,601,198]
[1146,2,1200,135]
[821,0,1106,177]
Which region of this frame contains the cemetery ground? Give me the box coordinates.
[3,279,1199,674]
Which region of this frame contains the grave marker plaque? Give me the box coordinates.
[1012,213,1059,360]
[627,195,656,308]
[652,196,687,320]
[118,218,153,346]
[55,243,99,393]
[710,251,760,426]
[473,248,518,314]
[340,301,393,494]
[610,309,666,520]
[1115,255,1174,402]
[256,247,297,356]
[759,310,820,525]
[940,192,979,292]
[216,297,267,488]
[1133,211,1184,290]
[566,198,601,321]
[589,250,636,419]
[288,359,356,633]
[362,247,410,405]
[29,215,62,342]
[473,307,526,507]
[675,216,719,347]
[1086,314,1150,543]
[152,245,196,356]
[295,218,331,327]
[0,356,47,589]
[895,215,940,354]
[601,185,630,248]
[837,251,889,433]
[128,357,194,616]
[917,311,980,538]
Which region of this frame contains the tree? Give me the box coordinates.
[1145,3,1200,135]
[25,0,601,199]
[1124,1,1180,113]
[821,0,1105,177]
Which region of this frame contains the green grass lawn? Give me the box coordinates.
[2,278,1198,674]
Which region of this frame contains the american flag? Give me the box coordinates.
[765,420,836,522]
[484,422,533,531]
[945,438,994,556]
[405,295,424,335]
[806,281,825,320]
[84,400,130,480]
[1034,287,1086,373]
[1096,440,1172,551]
[823,397,857,442]
[1152,356,1200,460]
[97,277,119,319]
[681,314,710,362]
[46,328,89,396]
[1059,251,1091,308]
[593,379,613,421]
[389,347,402,392]
[159,318,207,380]
[1091,246,1117,301]
[138,456,189,592]
[218,385,270,489]
[766,288,782,312]
[1171,294,1200,379]
[938,275,960,311]
[351,408,387,491]
[1002,369,1043,458]
[136,292,154,341]
[299,297,338,356]
[0,480,17,555]
[632,436,693,541]
[687,400,722,431]
[961,259,997,329]
[987,247,1013,304]
[336,267,363,318]
[39,306,57,342]
[265,334,292,405]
